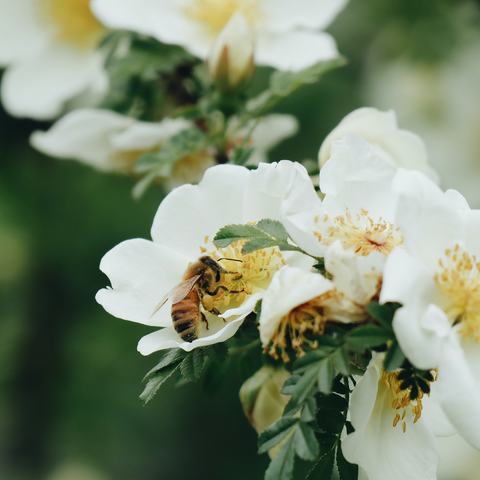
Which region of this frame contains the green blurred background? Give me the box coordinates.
[1,1,480,479]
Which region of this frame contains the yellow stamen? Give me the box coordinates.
[436,245,480,341]
[38,0,103,49]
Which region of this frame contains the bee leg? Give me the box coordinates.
[206,285,245,296]
[200,312,209,330]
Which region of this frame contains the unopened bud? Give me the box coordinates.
[239,366,290,458]
[208,12,255,94]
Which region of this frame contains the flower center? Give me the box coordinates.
[202,238,285,311]
[382,369,436,433]
[266,292,340,362]
[38,0,103,49]
[436,244,480,341]
[185,0,262,33]
[314,210,403,256]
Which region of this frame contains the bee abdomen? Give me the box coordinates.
[172,300,199,343]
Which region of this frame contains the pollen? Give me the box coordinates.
[185,0,262,32]
[266,292,339,362]
[435,244,480,341]
[382,369,437,432]
[205,239,285,311]
[38,0,103,49]
[316,209,403,256]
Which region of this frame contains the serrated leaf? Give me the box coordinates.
[346,324,394,352]
[294,423,319,461]
[203,343,229,363]
[333,347,350,376]
[336,443,359,480]
[306,447,336,480]
[293,350,328,374]
[383,340,406,372]
[242,237,279,254]
[256,219,289,241]
[285,366,319,414]
[264,434,296,480]
[317,358,335,394]
[213,224,268,248]
[258,417,299,454]
[140,362,181,405]
[180,348,205,381]
[316,394,348,412]
[143,348,189,381]
[300,397,317,422]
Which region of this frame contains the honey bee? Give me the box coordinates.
[151,256,243,342]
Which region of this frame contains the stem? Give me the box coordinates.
[229,338,261,355]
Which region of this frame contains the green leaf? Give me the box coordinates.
[332,347,350,376]
[180,348,205,381]
[213,224,268,248]
[346,324,394,352]
[242,237,279,254]
[336,443,359,480]
[202,356,231,395]
[143,348,188,381]
[367,302,401,330]
[285,366,319,414]
[293,349,329,374]
[232,145,254,166]
[256,219,289,241]
[300,397,317,422]
[316,394,348,412]
[316,408,344,435]
[384,340,407,372]
[294,423,320,461]
[203,343,229,363]
[306,447,336,480]
[280,375,301,395]
[238,352,258,381]
[265,435,296,480]
[140,362,181,405]
[258,417,299,454]
[317,358,335,394]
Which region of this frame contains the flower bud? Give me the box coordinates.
[208,12,255,94]
[239,366,290,458]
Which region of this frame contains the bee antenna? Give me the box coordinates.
[217,257,243,263]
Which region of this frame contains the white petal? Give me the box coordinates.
[438,334,480,449]
[421,379,457,437]
[262,0,349,31]
[150,164,250,258]
[255,30,338,71]
[2,45,103,119]
[96,238,191,327]
[259,266,334,346]
[248,114,299,153]
[30,108,136,169]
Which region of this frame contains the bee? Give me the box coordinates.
[151,256,243,342]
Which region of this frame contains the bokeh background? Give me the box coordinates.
[1,1,480,479]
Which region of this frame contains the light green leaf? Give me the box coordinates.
[180,348,205,381]
[294,423,320,461]
[258,417,299,454]
[264,435,296,480]
[317,358,335,394]
[256,219,289,241]
[300,397,317,422]
[242,237,279,254]
[285,366,319,413]
[213,223,268,248]
[332,346,350,376]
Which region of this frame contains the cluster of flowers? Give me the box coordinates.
[97,108,480,480]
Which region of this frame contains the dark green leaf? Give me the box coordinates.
[333,347,350,376]
[300,397,317,422]
[143,348,188,381]
[258,417,299,454]
[238,352,258,381]
[180,348,205,381]
[293,350,328,374]
[256,219,289,241]
[316,408,344,435]
[264,435,296,480]
[294,423,319,461]
[254,299,263,316]
[202,356,231,395]
[316,394,348,412]
[306,447,336,480]
[285,366,319,413]
[332,376,349,395]
[383,340,406,372]
[317,358,335,394]
[336,443,358,480]
[346,324,394,352]
[213,223,268,248]
[367,302,402,329]
[140,362,181,405]
[203,343,229,363]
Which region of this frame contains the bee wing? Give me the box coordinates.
[150,274,201,318]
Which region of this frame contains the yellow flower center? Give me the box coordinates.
[185,0,262,33]
[382,369,436,433]
[436,244,480,341]
[202,238,285,311]
[38,0,103,49]
[315,210,403,256]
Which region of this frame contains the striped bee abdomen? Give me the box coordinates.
[171,289,201,342]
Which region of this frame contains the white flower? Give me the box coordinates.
[259,247,382,359]
[380,168,480,449]
[342,355,448,480]
[208,12,255,93]
[96,161,312,355]
[91,0,347,72]
[318,108,439,183]
[281,134,403,259]
[0,0,107,120]
[31,108,298,187]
